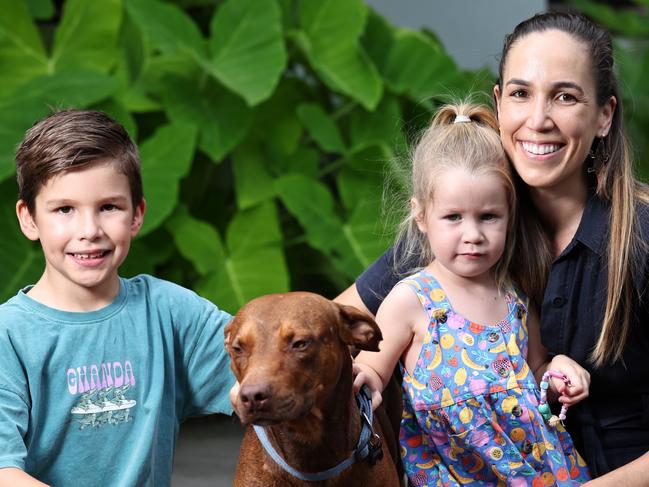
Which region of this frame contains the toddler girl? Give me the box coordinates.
[354,103,591,486]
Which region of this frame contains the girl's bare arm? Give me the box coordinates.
[0,468,49,487]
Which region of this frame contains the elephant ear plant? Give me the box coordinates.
[0,0,491,313]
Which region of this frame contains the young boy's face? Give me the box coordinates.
[16,161,145,302]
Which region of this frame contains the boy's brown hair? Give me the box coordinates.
[16,109,143,213]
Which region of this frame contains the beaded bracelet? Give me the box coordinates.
[538,370,570,428]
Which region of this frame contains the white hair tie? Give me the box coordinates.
[453,115,472,124]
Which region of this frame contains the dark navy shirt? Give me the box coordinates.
[356,193,649,475]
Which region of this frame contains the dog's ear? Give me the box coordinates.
[336,303,382,351]
[224,320,233,351]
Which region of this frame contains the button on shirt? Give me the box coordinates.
[541,194,649,397]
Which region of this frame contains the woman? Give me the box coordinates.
[337,12,649,483]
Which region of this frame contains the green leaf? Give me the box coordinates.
[383,29,466,101]
[51,0,122,73]
[297,103,346,153]
[342,197,392,268]
[232,144,276,209]
[0,179,44,301]
[276,173,363,278]
[252,78,308,160]
[208,0,286,105]
[139,123,198,235]
[92,98,138,141]
[166,205,226,276]
[0,71,118,182]
[276,173,340,249]
[26,0,54,20]
[0,0,48,97]
[126,0,206,60]
[271,147,319,177]
[360,9,395,75]
[337,146,391,210]
[297,0,382,110]
[569,0,649,36]
[348,95,401,153]
[158,72,253,163]
[120,236,172,277]
[27,0,55,20]
[197,202,289,313]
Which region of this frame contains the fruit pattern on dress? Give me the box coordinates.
[398,270,590,486]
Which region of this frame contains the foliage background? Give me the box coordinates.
[0,0,645,314]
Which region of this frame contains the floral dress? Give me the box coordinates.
[399,270,590,486]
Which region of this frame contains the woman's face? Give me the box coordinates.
[494,29,615,193]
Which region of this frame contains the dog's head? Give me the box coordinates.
[225,292,381,426]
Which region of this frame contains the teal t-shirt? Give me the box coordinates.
[0,274,235,486]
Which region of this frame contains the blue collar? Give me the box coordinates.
[253,386,378,482]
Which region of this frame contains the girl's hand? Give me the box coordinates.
[547,354,590,406]
[352,362,383,410]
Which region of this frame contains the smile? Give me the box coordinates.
[70,251,109,260]
[521,141,563,155]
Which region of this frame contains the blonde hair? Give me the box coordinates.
[395,102,516,291]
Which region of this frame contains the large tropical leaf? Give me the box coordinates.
[276,173,363,278]
[0,179,43,301]
[342,197,393,268]
[158,72,253,163]
[296,0,382,110]
[252,79,307,162]
[139,123,198,235]
[0,71,118,182]
[296,103,346,154]
[126,0,206,61]
[26,0,54,20]
[348,95,401,153]
[166,205,226,276]
[0,0,48,97]
[195,202,289,313]
[232,144,276,210]
[51,0,122,73]
[382,29,468,102]
[208,0,286,105]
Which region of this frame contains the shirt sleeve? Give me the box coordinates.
[179,295,235,418]
[356,242,418,315]
[0,386,29,470]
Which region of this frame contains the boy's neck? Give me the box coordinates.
[26,272,121,312]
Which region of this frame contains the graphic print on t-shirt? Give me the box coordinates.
[67,360,137,429]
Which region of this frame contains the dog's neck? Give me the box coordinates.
[261,357,361,472]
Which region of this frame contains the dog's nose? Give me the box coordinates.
[239,383,270,412]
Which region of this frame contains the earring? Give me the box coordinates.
[596,136,610,164]
[587,136,609,174]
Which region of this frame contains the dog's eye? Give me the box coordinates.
[291,339,310,350]
[230,341,244,355]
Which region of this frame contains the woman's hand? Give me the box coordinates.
[352,362,383,410]
[547,354,590,406]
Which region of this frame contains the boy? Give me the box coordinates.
[0,110,234,486]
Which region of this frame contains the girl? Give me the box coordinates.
[353,102,591,486]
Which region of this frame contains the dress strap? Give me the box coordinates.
[398,270,450,324]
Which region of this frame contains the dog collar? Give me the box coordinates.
[253,385,382,482]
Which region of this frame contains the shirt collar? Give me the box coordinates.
[573,192,609,255]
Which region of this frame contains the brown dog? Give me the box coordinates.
[225,292,401,487]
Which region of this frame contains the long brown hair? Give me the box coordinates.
[497,12,649,366]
